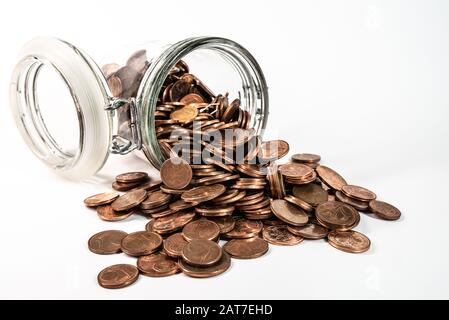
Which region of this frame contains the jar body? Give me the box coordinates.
[10,37,269,180]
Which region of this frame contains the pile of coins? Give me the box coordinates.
[84,55,401,289]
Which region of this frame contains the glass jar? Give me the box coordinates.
[9,37,269,180]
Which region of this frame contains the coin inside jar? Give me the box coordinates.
[160,158,192,190]
[88,230,128,255]
[223,237,269,259]
[181,239,222,266]
[182,220,220,241]
[84,192,119,207]
[120,231,163,256]
[137,252,179,277]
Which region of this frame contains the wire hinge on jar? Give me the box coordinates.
[105,97,142,155]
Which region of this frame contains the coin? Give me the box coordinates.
[170,105,199,123]
[203,216,236,234]
[137,252,179,277]
[223,237,269,259]
[292,184,328,207]
[327,230,371,253]
[160,158,192,190]
[222,218,263,239]
[181,184,226,203]
[291,153,321,163]
[341,185,377,202]
[368,200,401,220]
[283,195,314,212]
[270,199,309,226]
[120,231,163,256]
[112,180,146,192]
[170,79,191,102]
[315,201,359,230]
[84,192,119,207]
[178,251,231,278]
[169,199,198,211]
[278,163,314,180]
[88,230,127,255]
[287,223,328,240]
[195,205,235,217]
[182,239,222,266]
[97,264,139,289]
[96,205,133,222]
[140,191,172,209]
[116,172,148,184]
[182,220,220,241]
[111,189,147,211]
[335,191,369,211]
[152,211,196,234]
[180,93,204,104]
[163,232,188,258]
[262,225,303,246]
[259,140,289,160]
[316,165,347,191]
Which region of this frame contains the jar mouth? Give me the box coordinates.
[137,37,269,169]
[10,38,112,180]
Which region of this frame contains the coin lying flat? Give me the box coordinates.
[151,211,196,234]
[182,220,220,241]
[178,251,231,278]
[259,140,290,161]
[262,225,303,246]
[292,184,328,207]
[140,191,172,209]
[163,233,188,258]
[182,239,222,266]
[116,172,148,184]
[120,231,163,256]
[223,237,269,259]
[291,153,321,163]
[368,200,401,220]
[88,230,128,255]
[222,218,263,239]
[96,205,133,222]
[98,264,139,289]
[270,199,309,226]
[341,185,377,202]
[316,165,347,191]
[84,192,119,207]
[287,223,328,240]
[278,163,313,180]
[335,191,369,211]
[203,216,236,234]
[315,201,359,231]
[160,158,192,190]
[137,253,180,277]
[181,184,226,203]
[327,230,371,253]
[111,189,147,212]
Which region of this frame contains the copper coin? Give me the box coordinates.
[150,208,176,218]
[170,79,191,102]
[130,180,162,192]
[211,189,239,203]
[163,232,188,258]
[170,105,199,123]
[180,93,204,104]
[120,231,163,256]
[335,191,369,211]
[278,163,313,179]
[182,220,220,241]
[88,230,127,255]
[178,251,231,278]
[262,225,303,246]
[259,140,290,160]
[287,223,329,240]
[316,165,347,191]
[84,192,119,207]
[96,205,133,222]
[327,230,371,253]
[160,158,192,190]
[116,172,148,184]
[111,189,147,212]
[222,218,263,239]
[182,239,222,266]
[203,216,236,234]
[169,199,198,211]
[315,201,359,230]
[140,191,172,209]
[292,184,328,207]
[195,205,235,217]
[212,191,246,205]
[223,237,269,259]
[341,185,377,202]
[291,153,321,163]
[160,184,192,195]
[270,199,309,226]
[112,179,150,192]
[137,253,179,277]
[263,218,286,226]
[97,264,139,289]
[369,200,401,220]
[152,211,196,234]
[283,195,314,212]
[181,184,226,203]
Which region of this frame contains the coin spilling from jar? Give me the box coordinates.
[88,51,401,289]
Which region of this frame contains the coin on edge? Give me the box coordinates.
[160,158,192,190]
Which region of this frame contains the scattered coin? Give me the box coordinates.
[178,251,231,278]
[287,223,328,240]
[116,172,148,184]
[335,191,369,211]
[120,231,163,256]
[327,230,371,253]
[163,233,188,258]
[262,225,304,246]
[182,220,220,241]
[316,165,347,191]
[292,184,328,207]
[84,192,119,207]
[111,189,147,212]
[223,218,263,239]
[151,211,196,234]
[203,216,236,234]
[137,253,180,277]
[369,200,401,220]
[315,201,359,231]
[160,158,192,190]
[341,185,377,202]
[182,239,222,266]
[259,140,290,160]
[97,264,139,289]
[223,237,269,259]
[88,230,128,255]
[270,199,309,226]
[291,153,321,163]
[96,205,133,222]
[181,184,226,203]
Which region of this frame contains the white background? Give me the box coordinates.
[0,0,448,299]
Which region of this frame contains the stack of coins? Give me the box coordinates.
[85,56,402,289]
